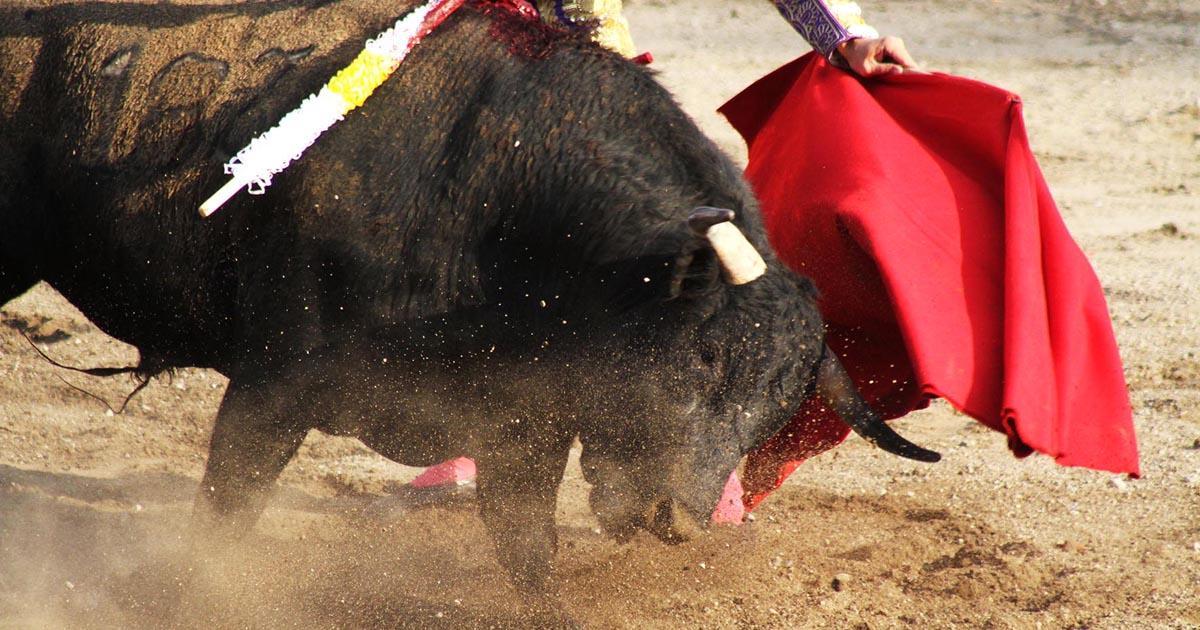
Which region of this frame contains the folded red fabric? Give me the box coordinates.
[719,54,1139,509]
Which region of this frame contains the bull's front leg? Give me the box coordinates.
[192,376,308,547]
[475,423,574,622]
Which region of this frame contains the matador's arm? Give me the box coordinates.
[536,1,883,66]
[772,0,879,58]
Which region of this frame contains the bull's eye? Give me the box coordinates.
[698,346,718,367]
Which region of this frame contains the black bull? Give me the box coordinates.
[0,0,937,603]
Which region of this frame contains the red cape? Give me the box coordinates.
[719,55,1139,508]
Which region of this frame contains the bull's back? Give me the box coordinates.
[1,0,421,200]
[1,0,755,371]
[0,0,426,366]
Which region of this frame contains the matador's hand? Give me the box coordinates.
[837,36,919,76]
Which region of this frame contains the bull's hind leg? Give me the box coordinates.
[192,376,308,545]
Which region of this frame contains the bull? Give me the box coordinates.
[0,0,937,615]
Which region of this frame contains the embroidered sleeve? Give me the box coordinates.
[537,0,637,57]
[772,0,880,58]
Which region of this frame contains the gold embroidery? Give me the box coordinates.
[827,1,879,39]
[536,0,637,57]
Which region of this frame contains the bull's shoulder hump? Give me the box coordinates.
[26,0,427,167]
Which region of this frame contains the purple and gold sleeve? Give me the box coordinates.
[772,0,880,58]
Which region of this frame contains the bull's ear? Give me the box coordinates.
[667,251,696,299]
[667,242,720,301]
[666,249,721,300]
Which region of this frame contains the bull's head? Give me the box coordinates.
[576,207,938,544]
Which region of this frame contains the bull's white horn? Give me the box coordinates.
[705,222,767,285]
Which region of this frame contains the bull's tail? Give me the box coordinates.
[815,346,941,463]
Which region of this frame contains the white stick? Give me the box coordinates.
[196,0,441,217]
[199,177,249,217]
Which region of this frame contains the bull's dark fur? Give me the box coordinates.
[1,0,845,613]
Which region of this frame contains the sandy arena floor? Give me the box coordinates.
[1,0,1197,627]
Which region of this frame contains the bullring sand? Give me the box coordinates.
[1,0,1197,627]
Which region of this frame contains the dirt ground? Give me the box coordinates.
[1,0,1198,628]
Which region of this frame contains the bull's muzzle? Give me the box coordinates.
[688,207,767,285]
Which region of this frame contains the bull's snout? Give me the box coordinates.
[644,497,705,544]
[583,450,712,544]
